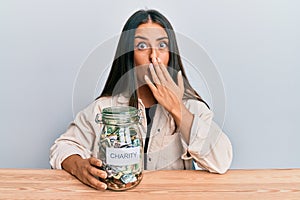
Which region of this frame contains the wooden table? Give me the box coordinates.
[0,169,299,200]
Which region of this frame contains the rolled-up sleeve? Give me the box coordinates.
[49,102,99,169]
[180,100,233,174]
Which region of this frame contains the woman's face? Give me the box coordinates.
[134,22,169,68]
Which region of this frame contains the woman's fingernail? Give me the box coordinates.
[97,160,103,167]
[157,57,161,62]
[101,184,107,190]
[101,172,107,179]
[149,63,153,69]
[144,75,149,81]
[179,70,182,75]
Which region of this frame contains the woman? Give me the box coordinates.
[50,9,232,190]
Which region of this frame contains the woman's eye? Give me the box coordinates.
[159,41,168,49]
[136,42,148,50]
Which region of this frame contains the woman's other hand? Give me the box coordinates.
[144,57,184,115]
[62,155,107,190]
[144,57,194,143]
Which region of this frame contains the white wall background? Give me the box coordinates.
[0,0,299,169]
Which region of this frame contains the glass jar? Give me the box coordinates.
[95,106,144,191]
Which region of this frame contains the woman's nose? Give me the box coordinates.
[150,47,158,61]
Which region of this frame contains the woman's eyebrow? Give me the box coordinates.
[134,36,169,41]
[134,36,148,40]
[156,36,168,41]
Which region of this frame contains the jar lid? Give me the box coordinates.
[102,106,138,116]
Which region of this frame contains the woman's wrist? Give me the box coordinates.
[170,102,186,126]
[170,102,193,143]
[61,154,82,176]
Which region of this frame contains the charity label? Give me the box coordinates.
[106,147,140,166]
